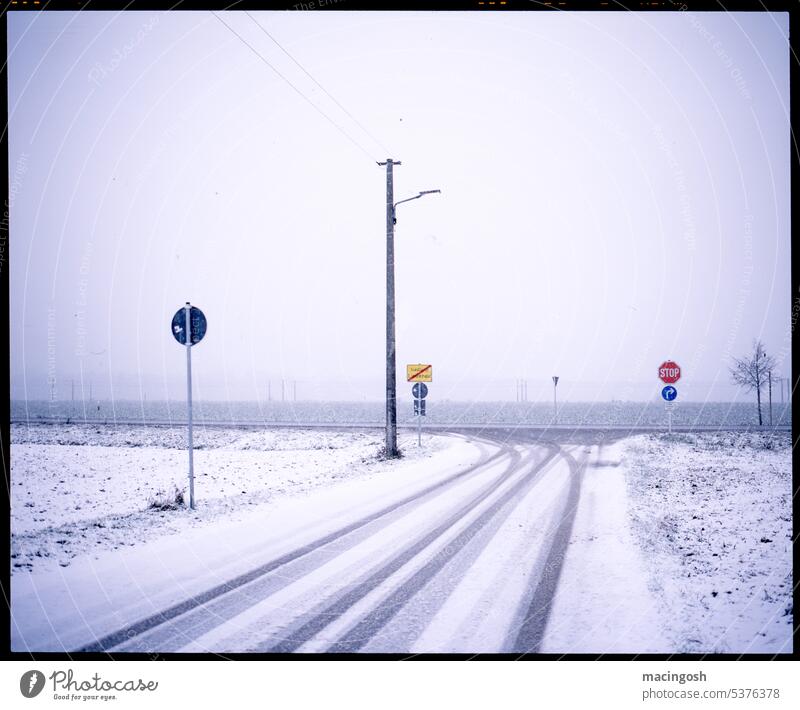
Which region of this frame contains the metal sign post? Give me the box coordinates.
[185,303,195,509]
[408,368,431,448]
[172,303,207,510]
[417,394,421,446]
[412,382,428,446]
[659,362,681,436]
[661,387,677,436]
[417,398,421,446]
[552,376,559,424]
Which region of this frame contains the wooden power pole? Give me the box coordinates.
[379,158,400,458]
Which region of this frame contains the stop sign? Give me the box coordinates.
[659,360,681,384]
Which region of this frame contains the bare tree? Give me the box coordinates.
[730,340,776,426]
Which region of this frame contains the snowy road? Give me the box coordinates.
[42,429,658,655]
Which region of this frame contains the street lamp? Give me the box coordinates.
[378,159,441,458]
[393,190,442,224]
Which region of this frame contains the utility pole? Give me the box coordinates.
[379,158,400,458]
[293,380,297,401]
[553,376,560,424]
[268,380,271,401]
[377,161,440,458]
[281,379,285,402]
[768,370,773,426]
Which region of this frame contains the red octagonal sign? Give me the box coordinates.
[659,360,681,384]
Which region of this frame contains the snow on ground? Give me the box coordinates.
[174,443,532,654]
[541,442,669,654]
[621,431,792,654]
[11,432,486,652]
[10,423,455,576]
[11,423,792,654]
[11,422,245,449]
[404,444,586,654]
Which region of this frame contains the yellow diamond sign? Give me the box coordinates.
[407,364,432,382]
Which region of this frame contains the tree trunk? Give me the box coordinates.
[756,385,762,426]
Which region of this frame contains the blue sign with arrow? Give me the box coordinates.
[661,385,677,402]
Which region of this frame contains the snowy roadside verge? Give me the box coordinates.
[541,442,668,653]
[621,432,792,654]
[11,424,460,576]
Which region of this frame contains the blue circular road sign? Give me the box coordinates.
[661,385,677,402]
[172,305,207,346]
[412,382,428,399]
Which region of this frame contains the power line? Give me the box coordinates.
[212,12,378,163]
[245,10,392,157]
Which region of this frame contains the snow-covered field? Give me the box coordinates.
[10,423,454,575]
[622,431,793,654]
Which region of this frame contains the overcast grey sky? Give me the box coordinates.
[8,10,791,402]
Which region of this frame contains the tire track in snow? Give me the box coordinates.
[78,436,509,652]
[510,446,590,653]
[256,444,559,652]
[320,444,575,652]
[169,446,534,654]
[358,445,583,654]
[114,440,530,652]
